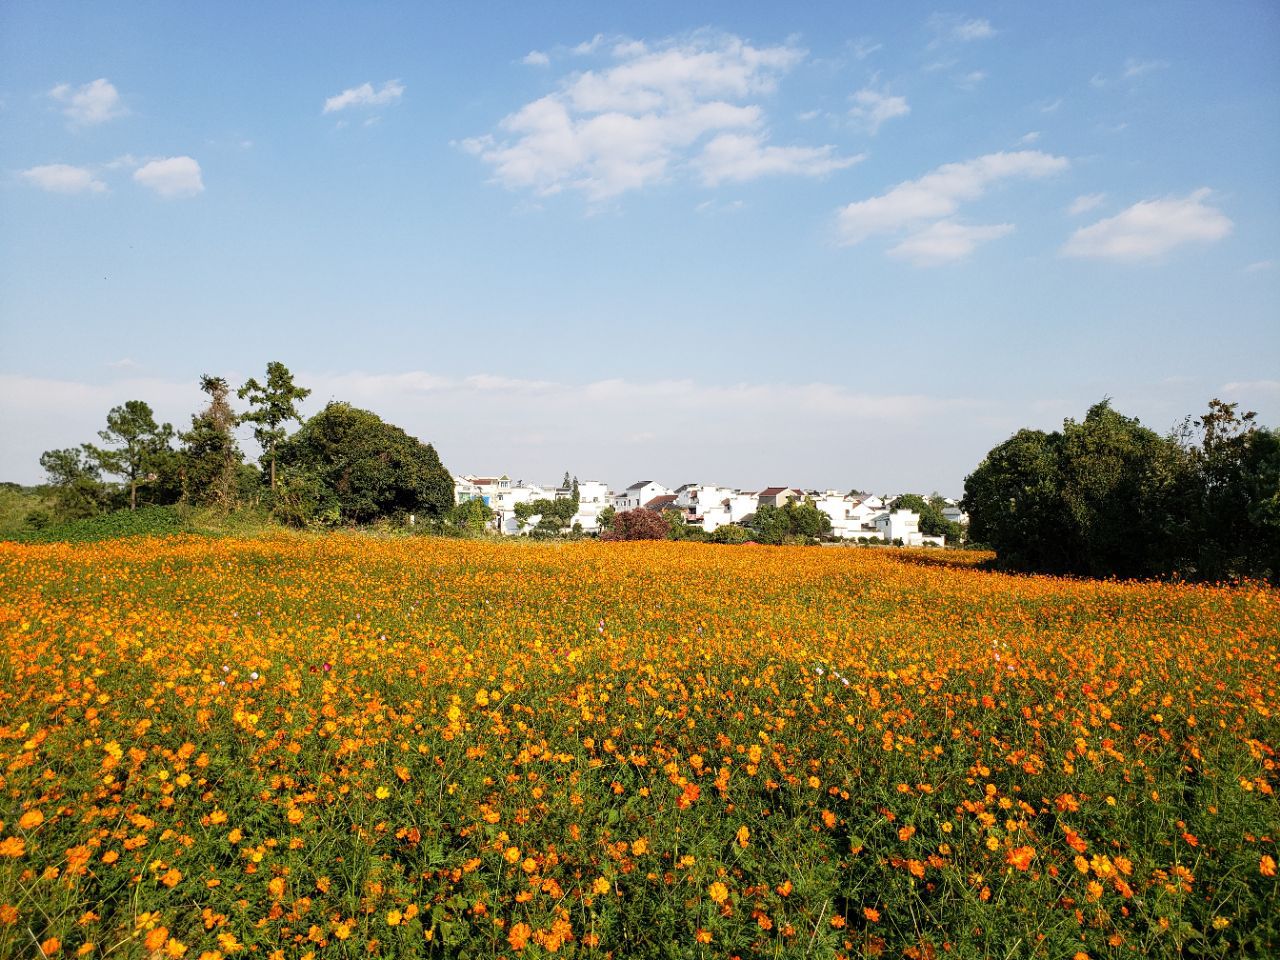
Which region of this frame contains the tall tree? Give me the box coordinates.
[85,401,176,511]
[181,376,244,508]
[238,362,311,489]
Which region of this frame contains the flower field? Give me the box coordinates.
[1,536,1277,959]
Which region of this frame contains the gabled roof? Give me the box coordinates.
[643,495,678,510]
[627,480,654,490]
[759,486,793,497]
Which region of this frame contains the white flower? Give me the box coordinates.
[250,671,260,681]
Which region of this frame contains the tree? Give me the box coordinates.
[962,399,1279,581]
[601,508,669,541]
[38,447,106,521]
[891,493,964,543]
[275,402,453,525]
[85,401,177,511]
[746,504,792,545]
[238,362,311,490]
[784,499,833,540]
[597,505,616,532]
[180,376,244,508]
[1184,400,1280,581]
[449,497,495,534]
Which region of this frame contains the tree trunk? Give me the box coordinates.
[130,479,137,511]
[270,448,276,490]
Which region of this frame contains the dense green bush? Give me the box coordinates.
[11,505,189,544]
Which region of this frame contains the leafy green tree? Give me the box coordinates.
[963,428,1071,572]
[597,505,616,532]
[747,504,792,545]
[85,401,177,511]
[37,447,107,521]
[784,499,833,540]
[891,493,964,543]
[514,497,576,531]
[449,497,495,535]
[275,402,453,525]
[1185,400,1280,581]
[180,376,245,508]
[238,362,311,490]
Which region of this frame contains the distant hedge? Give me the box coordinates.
[9,505,189,544]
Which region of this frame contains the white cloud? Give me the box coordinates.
[1018,131,1040,145]
[1067,192,1105,215]
[49,78,125,126]
[1243,259,1274,273]
[323,80,405,114]
[133,156,204,198]
[20,163,106,194]
[573,34,605,55]
[1222,380,1280,395]
[1062,188,1231,261]
[462,33,856,200]
[697,133,863,185]
[888,220,1014,265]
[523,50,550,67]
[849,86,909,134]
[928,15,996,45]
[836,150,1069,245]
[1124,58,1168,78]
[952,18,995,41]
[850,37,882,60]
[958,70,987,89]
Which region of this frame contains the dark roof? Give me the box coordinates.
[627,480,654,490]
[643,495,679,510]
[759,486,793,496]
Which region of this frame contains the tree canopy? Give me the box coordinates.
[275,402,453,525]
[964,399,1279,581]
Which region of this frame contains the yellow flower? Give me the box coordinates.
[708,881,729,904]
[386,909,402,926]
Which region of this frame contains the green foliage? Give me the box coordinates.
[181,375,245,509]
[83,400,180,511]
[747,500,831,544]
[597,505,616,531]
[448,497,495,535]
[238,361,311,489]
[891,493,965,543]
[36,447,108,523]
[274,402,453,526]
[13,505,187,543]
[514,497,576,530]
[711,523,753,544]
[964,399,1280,581]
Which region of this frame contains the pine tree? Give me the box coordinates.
[181,376,244,508]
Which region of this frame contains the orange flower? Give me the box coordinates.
[1006,846,1035,871]
[19,810,44,830]
[1262,855,1277,877]
[898,825,915,842]
[160,868,182,888]
[736,826,750,848]
[708,882,729,904]
[863,907,880,922]
[0,837,25,858]
[39,937,61,956]
[508,922,532,951]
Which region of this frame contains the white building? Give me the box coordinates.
[453,475,550,535]
[614,480,671,511]
[556,479,613,533]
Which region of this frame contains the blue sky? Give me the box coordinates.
[2,1,1277,493]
